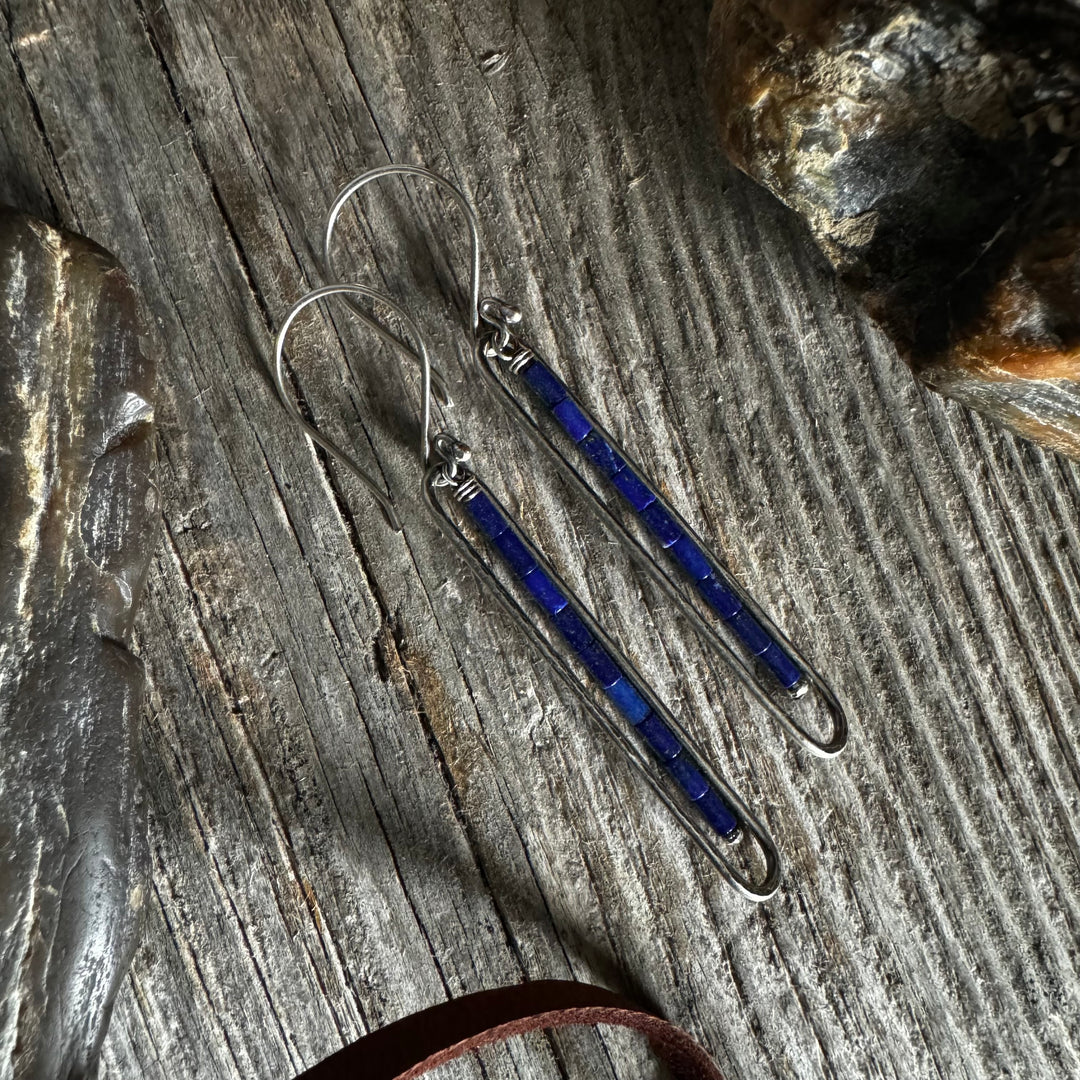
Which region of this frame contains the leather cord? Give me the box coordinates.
[296,980,723,1080]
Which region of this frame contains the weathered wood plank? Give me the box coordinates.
[1,0,1078,1078]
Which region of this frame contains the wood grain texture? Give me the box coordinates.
[1,1,1078,1078]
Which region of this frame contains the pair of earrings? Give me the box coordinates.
[273,166,848,901]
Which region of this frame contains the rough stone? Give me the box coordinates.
[0,210,158,1080]
[708,0,1080,454]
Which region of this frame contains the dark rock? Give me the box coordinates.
[0,210,158,1079]
[707,0,1080,455]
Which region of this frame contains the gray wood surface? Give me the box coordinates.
[2,1,1079,1078]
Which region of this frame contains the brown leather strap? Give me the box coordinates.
[295,981,723,1080]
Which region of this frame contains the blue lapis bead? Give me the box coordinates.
[577,640,622,689]
[605,677,651,724]
[638,714,681,760]
[671,535,713,581]
[610,465,657,511]
[640,501,682,548]
[697,575,743,620]
[552,605,595,654]
[522,566,570,617]
[668,757,709,801]
[728,609,773,657]
[465,491,509,540]
[581,433,626,478]
[758,642,803,691]
[552,398,593,443]
[492,527,539,579]
[521,358,569,408]
[697,789,739,839]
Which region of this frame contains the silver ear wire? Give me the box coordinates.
[273,282,435,533]
[323,164,484,398]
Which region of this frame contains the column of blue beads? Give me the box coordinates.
[463,485,740,841]
[517,356,804,692]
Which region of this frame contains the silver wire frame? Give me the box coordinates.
[423,463,783,902]
[476,335,849,759]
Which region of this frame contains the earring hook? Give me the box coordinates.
[323,164,483,361]
[273,283,434,533]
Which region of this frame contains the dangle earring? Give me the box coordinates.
[323,166,848,757]
[272,284,782,900]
